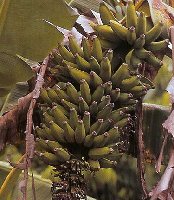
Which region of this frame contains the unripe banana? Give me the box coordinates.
[118,92,133,102]
[121,75,140,91]
[83,111,90,134]
[98,118,113,134]
[130,50,142,68]
[40,88,52,104]
[69,36,83,56]
[43,112,54,126]
[82,37,91,61]
[92,84,105,102]
[62,121,75,143]
[88,159,100,170]
[97,103,114,120]
[45,140,62,151]
[110,88,120,102]
[90,56,100,73]
[134,48,151,59]
[49,121,66,143]
[146,53,163,68]
[68,66,90,84]
[145,22,163,44]
[52,103,69,116]
[46,88,60,103]
[75,120,86,144]
[111,63,130,87]
[115,116,131,128]
[98,95,111,111]
[126,0,137,28]
[105,49,113,62]
[54,148,71,162]
[136,12,146,36]
[75,53,91,71]
[61,99,79,111]
[54,85,70,101]
[80,79,91,104]
[99,2,117,25]
[69,108,78,130]
[90,101,98,116]
[62,59,79,70]
[52,105,69,126]
[134,34,145,49]
[41,123,55,140]
[93,132,109,148]
[84,131,97,147]
[106,126,120,145]
[66,82,79,103]
[90,119,104,134]
[88,147,113,160]
[90,71,103,88]
[99,158,117,168]
[78,97,89,113]
[98,38,119,49]
[52,51,63,64]
[130,85,147,94]
[92,36,103,62]
[39,152,60,165]
[127,26,136,45]
[125,49,133,66]
[104,149,123,161]
[100,57,112,82]
[93,24,119,42]
[110,20,128,40]
[104,81,112,95]
[110,109,126,122]
[36,138,50,151]
[58,43,75,63]
[146,39,169,51]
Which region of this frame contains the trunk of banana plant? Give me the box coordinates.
[51,159,87,200]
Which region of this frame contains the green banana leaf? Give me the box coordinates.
[0,161,96,200]
[0,0,78,61]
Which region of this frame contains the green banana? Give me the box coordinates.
[62,121,75,143]
[40,88,52,104]
[54,86,70,101]
[146,53,163,68]
[134,34,146,49]
[83,111,90,134]
[78,97,89,113]
[58,43,75,63]
[69,36,83,56]
[88,147,113,160]
[98,95,111,111]
[68,66,90,84]
[84,131,97,147]
[90,119,104,134]
[45,140,62,151]
[93,132,109,148]
[97,118,113,135]
[52,103,69,116]
[69,108,78,130]
[88,159,100,170]
[105,49,113,62]
[98,38,119,49]
[99,2,117,25]
[100,57,112,82]
[145,22,163,44]
[118,93,133,102]
[82,37,91,61]
[90,71,103,88]
[127,26,136,45]
[39,152,60,165]
[52,51,63,64]
[43,112,54,126]
[111,63,130,87]
[136,12,146,36]
[92,84,105,103]
[110,88,120,102]
[134,48,151,59]
[40,124,55,140]
[121,75,140,91]
[89,101,98,116]
[75,120,86,144]
[146,39,169,51]
[126,0,137,28]
[110,109,127,122]
[97,103,114,120]
[90,56,100,73]
[75,53,91,71]
[35,138,50,152]
[110,20,128,41]
[80,79,91,104]
[115,116,131,128]
[46,88,60,103]
[66,82,79,103]
[99,158,117,168]
[61,99,79,111]
[52,105,69,126]
[62,60,79,69]
[54,148,71,162]
[106,126,120,145]
[92,36,103,62]
[104,81,112,95]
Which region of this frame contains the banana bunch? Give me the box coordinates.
[92,1,169,70]
[36,81,132,170]
[51,35,150,106]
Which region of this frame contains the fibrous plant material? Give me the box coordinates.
[92,1,168,71]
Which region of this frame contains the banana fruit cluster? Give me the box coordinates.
[92,1,169,70]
